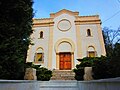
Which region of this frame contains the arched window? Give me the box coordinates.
[40,31,43,38]
[87,29,91,36]
[87,46,96,57]
[35,48,44,62]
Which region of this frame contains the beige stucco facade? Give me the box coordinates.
[26,9,106,70]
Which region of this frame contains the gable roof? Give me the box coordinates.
[50,9,79,18]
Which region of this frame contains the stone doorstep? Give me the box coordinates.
[51,70,75,80]
[51,77,74,79]
[54,73,75,75]
[61,74,75,76]
[52,70,75,73]
[39,80,78,87]
[52,76,74,78]
[53,71,74,72]
[52,70,72,71]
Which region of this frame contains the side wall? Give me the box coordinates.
[26,27,50,68]
[80,24,102,58]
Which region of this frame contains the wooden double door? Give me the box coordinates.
[59,52,71,70]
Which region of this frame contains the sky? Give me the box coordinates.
[33,0,120,30]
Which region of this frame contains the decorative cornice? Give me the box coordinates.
[33,18,54,27]
[75,15,101,25]
[75,20,101,25]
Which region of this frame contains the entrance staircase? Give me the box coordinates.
[51,70,75,80]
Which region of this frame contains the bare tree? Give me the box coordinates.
[102,26,120,56]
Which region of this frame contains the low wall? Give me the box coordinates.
[0,77,120,90]
[0,80,39,90]
[78,77,120,90]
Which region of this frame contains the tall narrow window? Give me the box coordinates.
[35,48,44,63]
[87,29,91,36]
[40,31,43,38]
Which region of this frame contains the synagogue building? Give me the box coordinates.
[26,9,106,70]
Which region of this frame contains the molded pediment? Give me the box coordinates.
[50,9,79,18]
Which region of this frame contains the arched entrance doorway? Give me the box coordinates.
[59,52,71,70]
[55,38,75,70]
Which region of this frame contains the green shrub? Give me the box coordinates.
[25,62,33,68]
[73,67,84,80]
[92,58,112,79]
[36,67,52,81]
[32,64,52,81]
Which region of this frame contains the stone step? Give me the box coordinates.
[51,70,75,80]
[39,80,78,90]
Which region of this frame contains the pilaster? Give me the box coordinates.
[97,24,106,56]
[48,23,54,69]
[75,24,82,59]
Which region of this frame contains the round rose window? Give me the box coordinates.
[57,19,71,31]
